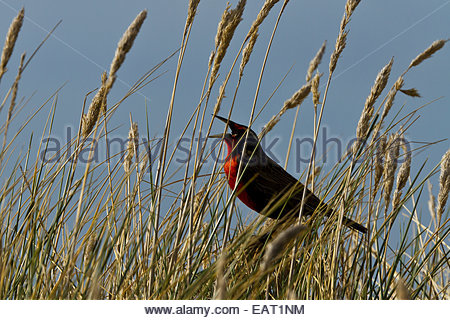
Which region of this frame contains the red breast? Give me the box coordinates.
[223,149,259,212]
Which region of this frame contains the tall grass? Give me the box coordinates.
[0,0,448,299]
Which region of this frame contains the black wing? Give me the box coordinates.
[242,157,323,219]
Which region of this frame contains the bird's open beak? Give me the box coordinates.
[214,115,230,124]
[209,115,230,139]
[208,133,225,139]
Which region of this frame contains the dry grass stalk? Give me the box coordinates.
[306,165,321,186]
[383,134,400,211]
[106,10,147,92]
[260,82,311,137]
[193,185,208,222]
[123,122,139,173]
[408,39,447,69]
[427,182,436,220]
[185,0,201,32]
[392,136,411,209]
[213,81,227,115]
[311,71,322,106]
[210,0,246,84]
[306,40,326,82]
[0,8,24,80]
[437,149,450,220]
[260,224,307,273]
[329,0,361,74]
[82,72,107,137]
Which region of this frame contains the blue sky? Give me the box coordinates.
[0,0,449,215]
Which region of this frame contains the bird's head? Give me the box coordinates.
[212,115,265,166]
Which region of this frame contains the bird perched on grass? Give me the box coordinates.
[212,115,367,234]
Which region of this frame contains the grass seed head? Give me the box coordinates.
[210,0,246,84]
[408,39,447,69]
[427,182,436,220]
[106,10,147,92]
[437,149,450,219]
[0,8,24,79]
[82,72,107,137]
[306,40,326,82]
[186,0,201,32]
[248,0,280,38]
[383,134,400,210]
[392,136,411,209]
[311,72,322,106]
[260,224,307,273]
[123,122,139,173]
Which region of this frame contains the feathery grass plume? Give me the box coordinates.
[248,0,281,38]
[373,135,387,194]
[381,76,404,121]
[213,81,227,114]
[354,58,393,155]
[106,10,147,93]
[82,72,107,137]
[329,30,347,74]
[260,82,311,138]
[260,224,307,273]
[399,88,420,97]
[210,0,246,84]
[192,185,209,223]
[306,40,326,82]
[329,0,361,74]
[287,289,298,300]
[123,122,139,173]
[311,71,322,106]
[239,30,258,77]
[396,278,412,300]
[185,0,201,33]
[139,150,149,173]
[383,134,400,211]
[408,39,447,70]
[392,136,411,209]
[281,82,312,113]
[82,10,147,138]
[0,8,24,80]
[83,232,98,266]
[365,58,393,115]
[214,254,227,299]
[239,0,281,77]
[437,149,450,219]
[427,182,436,220]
